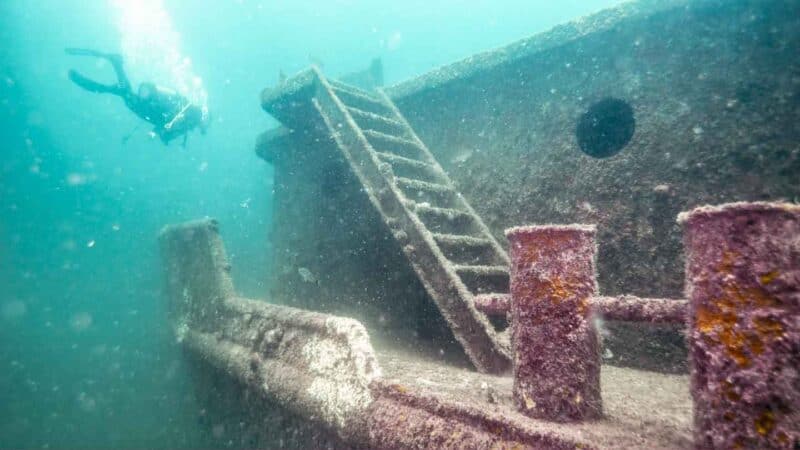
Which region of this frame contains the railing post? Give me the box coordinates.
[680,202,800,449]
[505,225,602,422]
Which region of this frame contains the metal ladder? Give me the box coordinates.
[273,68,512,373]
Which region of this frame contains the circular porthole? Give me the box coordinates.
[576,98,635,158]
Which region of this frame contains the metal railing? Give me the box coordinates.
[502,202,799,449]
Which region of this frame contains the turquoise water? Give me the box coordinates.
[0,1,623,448]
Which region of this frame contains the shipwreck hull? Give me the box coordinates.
[164,0,800,448]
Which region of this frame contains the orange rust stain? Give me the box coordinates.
[719,250,738,274]
[755,410,775,436]
[759,270,779,286]
[533,276,587,306]
[695,305,736,335]
[695,260,784,367]
[576,296,589,316]
[754,317,784,338]
[521,275,592,325]
[722,381,741,402]
[549,277,572,303]
[693,251,786,367]
[740,285,782,309]
[393,384,408,394]
[750,317,784,356]
[695,304,744,367]
[719,327,750,367]
[748,335,764,356]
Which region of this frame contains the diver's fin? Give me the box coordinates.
[65,48,107,57]
[68,69,119,94]
[65,48,123,65]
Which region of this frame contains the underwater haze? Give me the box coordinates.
[0,1,624,448]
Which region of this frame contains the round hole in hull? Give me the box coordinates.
[576,98,635,158]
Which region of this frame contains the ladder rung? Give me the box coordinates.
[432,233,492,247]
[414,204,471,220]
[454,265,510,295]
[377,152,441,184]
[375,152,431,170]
[328,79,379,99]
[347,106,401,126]
[331,85,386,110]
[413,203,475,231]
[401,199,417,209]
[436,233,504,266]
[453,264,508,277]
[362,130,418,147]
[395,177,451,194]
[363,130,425,159]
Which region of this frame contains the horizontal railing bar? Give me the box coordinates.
[473,293,687,324]
[591,295,687,324]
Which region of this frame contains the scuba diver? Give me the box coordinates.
[65,48,209,146]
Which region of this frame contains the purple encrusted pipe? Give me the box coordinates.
[680,202,800,449]
[505,225,602,422]
[473,293,512,317]
[591,295,687,323]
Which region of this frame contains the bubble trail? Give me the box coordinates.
[110,0,208,111]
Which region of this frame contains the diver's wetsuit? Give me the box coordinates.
[65,48,206,145]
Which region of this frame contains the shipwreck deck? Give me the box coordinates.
[372,347,691,449]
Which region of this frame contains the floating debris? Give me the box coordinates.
[298,267,318,284]
[66,173,88,186]
[653,184,671,194]
[451,148,474,164]
[70,312,93,332]
[385,31,403,51]
[76,392,96,413]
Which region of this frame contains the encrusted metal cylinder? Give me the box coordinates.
[505,225,602,422]
[680,202,800,449]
